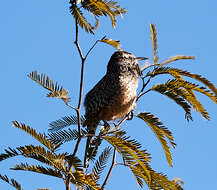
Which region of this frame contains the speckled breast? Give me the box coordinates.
[98,74,139,121]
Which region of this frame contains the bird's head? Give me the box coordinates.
[107,51,147,75]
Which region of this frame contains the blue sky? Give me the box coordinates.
[0,0,217,189]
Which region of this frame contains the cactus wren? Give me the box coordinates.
[83,51,147,167]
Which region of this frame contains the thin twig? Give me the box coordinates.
[65,102,78,111]
[101,148,117,190]
[74,21,84,60]
[74,20,84,137]
[137,89,152,100]
[66,20,84,190]
[72,135,82,157]
[115,115,129,129]
[136,76,153,101]
[84,36,105,60]
[84,40,100,60]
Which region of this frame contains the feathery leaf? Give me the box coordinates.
[129,164,183,189]
[12,163,63,179]
[91,147,112,182]
[12,121,59,151]
[17,145,67,172]
[153,79,213,120]
[70,171,100,190]
[49,115,86,132]
[0,147,20,162]
[28,71,69,103]
[137,113,175,167]
[100,38,122,50]
[149,67,217,97]
[151,83,193,121]
[81,0,126,28]
[70,2,94,33]
[160,55,195,66]
[0,174,22,190]
[103,131,151,182]
[48,128,87,144]
[150,24,159,64]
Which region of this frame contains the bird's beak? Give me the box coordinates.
[135,57,148,76]
[136,57,148,61]
[136,64,142,76]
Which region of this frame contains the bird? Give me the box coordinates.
[83,50,147,168]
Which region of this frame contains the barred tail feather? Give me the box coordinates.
[84,125,96,168]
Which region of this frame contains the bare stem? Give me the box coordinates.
[84,40,99,60]
[136,76,153,101]
[74,21,84,60]
[65,102,78,111]
[101,148,117,190]
[65,177,71,190]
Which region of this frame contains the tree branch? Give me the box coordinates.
[101,148,117,190]
[74,21,84,61]
[136,76,153,101]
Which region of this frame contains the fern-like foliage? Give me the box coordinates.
[152,83,193,121]
[49,115,86,131]
[0,145,67,172]
[70,170,100,190]
[28,71,70,104]
[0,174,22,190]
[128,164,183,189]
[100,38,121,50]
[150,24,159,64]
[160,55,195,66]
[70,2,94,34]
[69,0,126,33]
[12,163,63,178]
[148,67,217,97]
[82,0,126,28]
[0,147,20,162]
[48,128,87,144]
[103,130,182,189]
[85,147,112,190]
[151,79,217,120]
[137,113,176,167]
[91,147,112,182]
[12,121,59,151]
[103,131,152,181]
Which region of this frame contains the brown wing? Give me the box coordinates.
[84,74,120,122]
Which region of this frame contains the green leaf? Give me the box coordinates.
[149,67,217,97]
[91,147,112,182]
[151,83,192,121]
[82,0,126,28]
[150,24,159,64]
[49,115,86,131]
[48,128,87,144]
[0,147,20,162]
[28,71,70,104]
[12,121,59,151]
[103,131,151,182]
[70,3,94,34]
[17,145,67,172]
[70,171,100,190]
[65,155,83,172]
[12,163,63,179]
[160,55,195,66]
[0,174,22,190]
[137,113,175,167]
[100,38,122,50]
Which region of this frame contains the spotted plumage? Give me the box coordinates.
[83,51,146,167]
